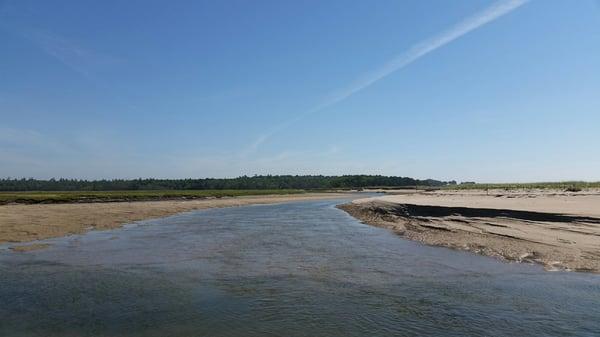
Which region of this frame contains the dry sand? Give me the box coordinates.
[0,193,348,250]
[340,189,600,273]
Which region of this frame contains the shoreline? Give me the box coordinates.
[0,192,351,250]
[338,190,600,273]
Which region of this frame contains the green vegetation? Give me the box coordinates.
[0,189,305,205]
[0,175,448,192]
[0,175,453,205]
[444,181,600,191]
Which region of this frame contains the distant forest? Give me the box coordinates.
[0,175,450,191]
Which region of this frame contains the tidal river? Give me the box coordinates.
[1,198,599,336]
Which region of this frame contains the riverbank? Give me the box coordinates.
[0,192,349,249]
[0,189,306,205]
[339,190,600,272]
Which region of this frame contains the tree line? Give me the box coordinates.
[0,175,449,191]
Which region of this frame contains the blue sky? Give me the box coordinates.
[1,0,599,182]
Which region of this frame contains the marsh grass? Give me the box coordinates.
[444,181,600,191]
[0,189,306,205]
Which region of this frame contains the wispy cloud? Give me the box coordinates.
[168,144,349,178]
[0,126,144,179]
[20,29,120,78]
[0,127,69,177]
[247,0,529,153]
[0,127,71,155]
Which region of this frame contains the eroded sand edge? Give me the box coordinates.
[339,190,600,273]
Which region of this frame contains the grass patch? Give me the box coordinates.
[444,181,600,191]
[0,189,307,205]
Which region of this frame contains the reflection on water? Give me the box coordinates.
[1,199,599,336]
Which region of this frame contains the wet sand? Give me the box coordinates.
[0,193,348,249]
[339,189,600,272]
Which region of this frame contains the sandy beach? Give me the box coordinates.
[0,193,348,249]
[340,189,600,272]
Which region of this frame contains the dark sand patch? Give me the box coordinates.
[339,199,600,273]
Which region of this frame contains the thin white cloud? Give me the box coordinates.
[0,127,71,155]
[20,29,120,78]
[247,0,529,153]
[0,127,134,179]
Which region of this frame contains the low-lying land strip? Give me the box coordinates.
[339,189,600,273]
[0,192,348,248]
[0,189,305,205]
[443,181,600,191]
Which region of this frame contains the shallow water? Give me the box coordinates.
[1,198,599,336]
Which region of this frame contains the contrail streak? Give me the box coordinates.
[245,0,529,154]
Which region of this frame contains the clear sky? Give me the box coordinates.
[1,0,599,182]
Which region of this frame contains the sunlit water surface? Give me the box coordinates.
[1,198,599,336]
